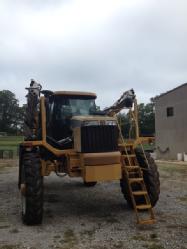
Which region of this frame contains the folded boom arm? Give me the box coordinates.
[104,89,136,116]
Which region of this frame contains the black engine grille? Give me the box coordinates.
[81,125,119,153]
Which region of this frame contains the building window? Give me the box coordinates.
[167,107,174,117]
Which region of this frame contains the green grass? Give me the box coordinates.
[144,143,155,151]
[0,136,23,143]
[0,136,23,158]
[0,136,23,141]
[59,228,78,248]
[143,243,165,249]
[137,143,155,151]
[157,163,187,174]
[0,245,21,249]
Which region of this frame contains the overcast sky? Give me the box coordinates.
[0,0,187,107]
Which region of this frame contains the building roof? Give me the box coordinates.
[155,82,187,100]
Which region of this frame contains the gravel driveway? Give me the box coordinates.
[0,160,186,249]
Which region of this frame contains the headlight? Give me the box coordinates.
[105,120,117,126]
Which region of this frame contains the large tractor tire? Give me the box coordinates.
[20,152,43,225]
[120,149,160,208]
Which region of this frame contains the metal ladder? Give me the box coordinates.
[121,143,156,225]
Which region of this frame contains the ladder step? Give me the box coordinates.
[119,143,134,147]
[136,204,152,210]
[128,172,138,175]
[125,166,140,170]
[126,143,134,146]
[129,178,144,183]
[132,191,147,196]
[122,155,136,158]
[138,219,156,225]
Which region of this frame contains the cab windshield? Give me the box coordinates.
[47,95,97,143]
[69,98,96,116]
[53,95,97,119]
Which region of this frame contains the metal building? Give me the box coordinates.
[155,83,187,160]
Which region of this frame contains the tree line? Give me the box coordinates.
[0,90,25,135]
[118,101,155,138]
[0,90,155,136]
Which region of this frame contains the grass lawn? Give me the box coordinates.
[157,161,187,176]
[0,136,23,158]
[136,143,155,152]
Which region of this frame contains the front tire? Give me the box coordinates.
[21,152,43,225]
[120,150,160,208]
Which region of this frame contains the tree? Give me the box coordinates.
[16,104,26,134]
[117,112,131,138]
[138,102,155,136]
[118,100,155,138]
[0,90,24,135]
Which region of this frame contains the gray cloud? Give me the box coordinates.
[0,0,187,107]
